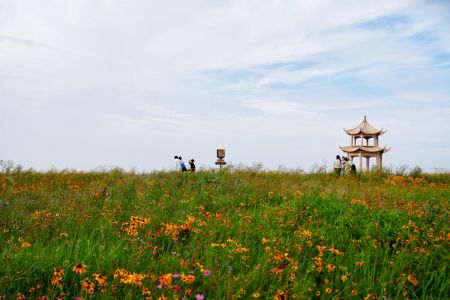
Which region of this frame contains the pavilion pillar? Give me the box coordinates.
[359,152,362,172]
[379,154,383,171]
[366,157,370,171]
[376,154,379,170]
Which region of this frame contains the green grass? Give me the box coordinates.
[0,169,448,299]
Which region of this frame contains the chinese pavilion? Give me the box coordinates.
[339,116,390,171]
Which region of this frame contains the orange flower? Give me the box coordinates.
[92,273,107,285]
[326,287,332,294]
[407,273,419,286]
[326,264,336,271]
[355,262,365,267]
[142,287,151,295]
[159,273,173,288]
[289,272,296,281]
[72,264,87,274]
[53,268,65,278]
[51,276,63,288]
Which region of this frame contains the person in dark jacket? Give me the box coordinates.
[189,159,196,172]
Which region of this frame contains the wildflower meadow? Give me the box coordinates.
[0,167,448,299]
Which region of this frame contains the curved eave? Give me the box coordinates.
[344,117,385,135]
[339,146,359,153]
[344,128,385,136]
[340,146,390,153]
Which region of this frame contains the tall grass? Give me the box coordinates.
[0,168,448,299]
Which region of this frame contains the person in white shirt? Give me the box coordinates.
[333,155,342,177]
[174,155,181,171]
[179,157,187,172]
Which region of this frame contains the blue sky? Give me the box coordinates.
[1,0,449,172]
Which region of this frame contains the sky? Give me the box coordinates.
[1,0,450,172]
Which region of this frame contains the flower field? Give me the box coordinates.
[0,169,449,299]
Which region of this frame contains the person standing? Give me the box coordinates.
[179,157,188,172]
[350,163,357,175]
[333,155,342,177]
[189,159,196,172]
[344,157,353,174]
[174,155,181,171]
[342,157,348,175]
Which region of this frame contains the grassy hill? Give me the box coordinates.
[0,169,448,299]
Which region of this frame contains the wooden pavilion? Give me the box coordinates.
[339,116,390,171]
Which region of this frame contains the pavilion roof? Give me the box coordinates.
[339,146,390,153]
[344,116,386,136]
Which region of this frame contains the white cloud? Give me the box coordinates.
[0,0,449,171]
[242,99,310,116]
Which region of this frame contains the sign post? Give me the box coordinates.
[215,149,227,170]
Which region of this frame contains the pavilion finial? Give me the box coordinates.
[364,115,367,122]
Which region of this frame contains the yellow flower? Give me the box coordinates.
[181,274,195,284]
[294,190,304,196]
[120,273,146,286]
[185,288,192,297]
[81,278,95,294]
[16,294,26,300]
[114,268,130,278]
[274,290,285,300]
